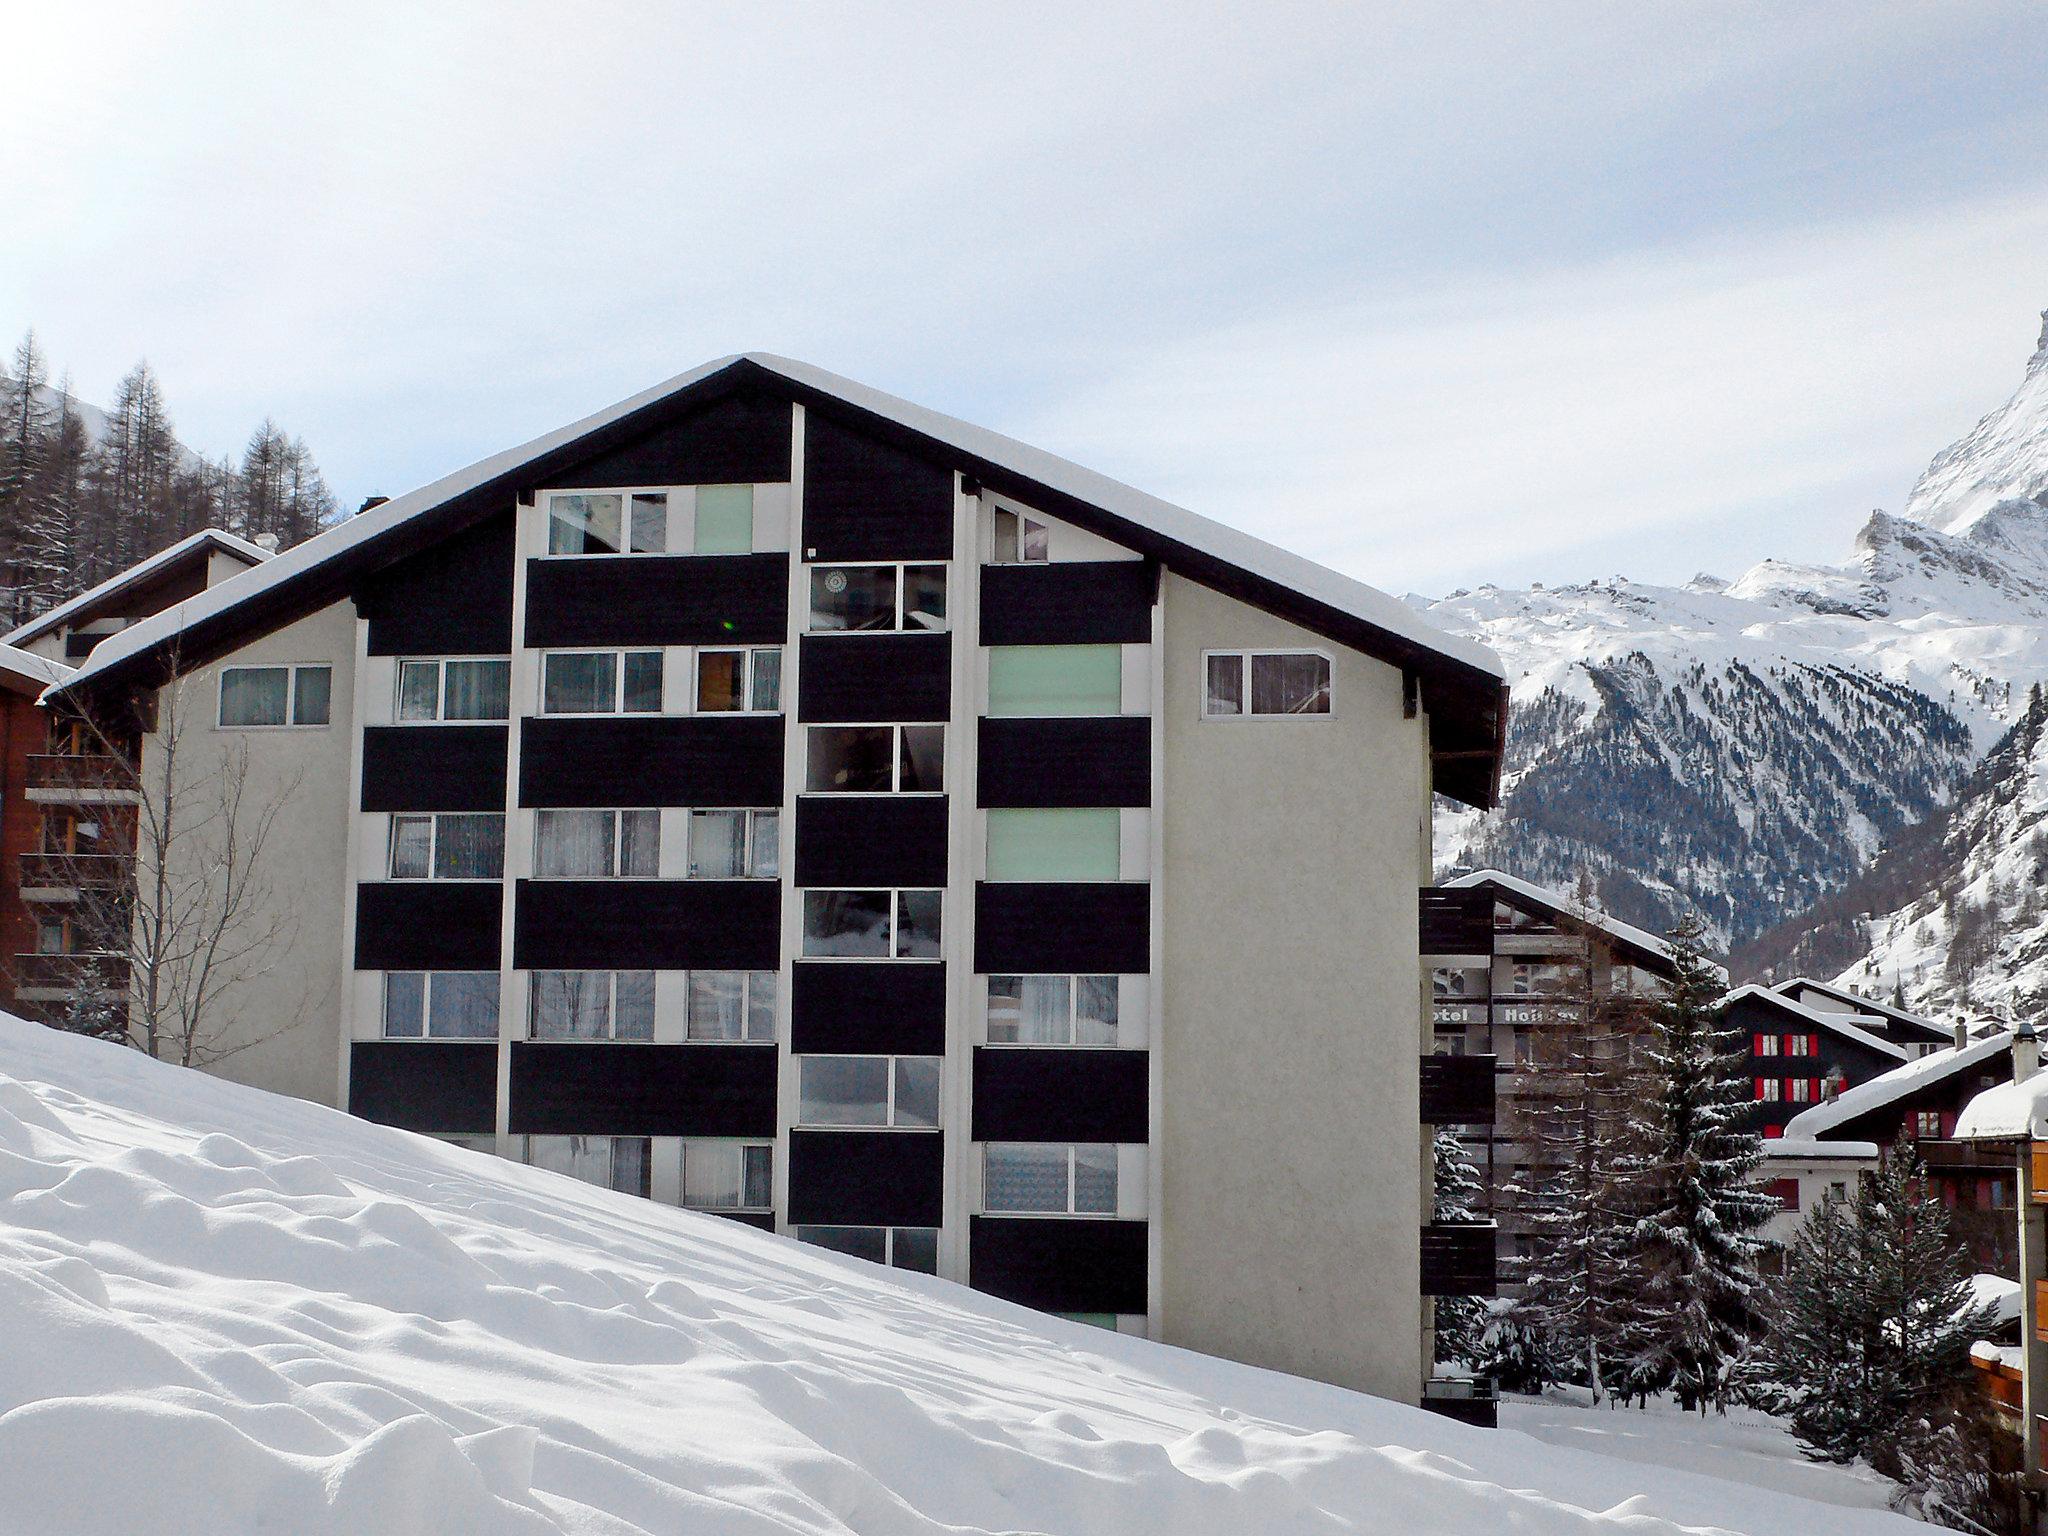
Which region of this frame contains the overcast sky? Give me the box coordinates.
[8,2,2048,595]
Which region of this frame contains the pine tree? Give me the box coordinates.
[91,361,178,578]
[50,960,129,1044]
[1752,1188,1873,1459]
[1432,1129,1488,1366]
[1629,916,1777,1410]
[0,330,55,623]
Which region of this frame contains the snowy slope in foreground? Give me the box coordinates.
[0,1018,1930,1536]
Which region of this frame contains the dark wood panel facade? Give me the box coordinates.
[523,552,788,649]
[360,726,509,812]
[976,716,1150,808]
[348,1042,497,1133]
[969,1215,1149,1314]
[512,879,781,971]
[971,1048,1150,1144]
[797,633,952,723]
[789,962,948,1055]
[517,716,784,808]
[354,882,504,971]
[979,561,1154,646]
[801,413,954,561]
[973,882,1151,976]
[787,1129,945,1227]
[793,795,950,888]
[507,1042,777,1137]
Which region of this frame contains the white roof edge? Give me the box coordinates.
[57,355,1507,695]
[1761,1138,1880,1160]
[1723,984,1909,1062]
[0,641,71,691]
[1783,1030,2012,1139]
[3,528,271,648]
[1773,975,1950,1036]
[1441,867,1729,980]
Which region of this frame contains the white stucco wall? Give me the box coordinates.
[1156,572,1433,1401]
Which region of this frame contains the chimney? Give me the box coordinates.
[1954,1021,1969,1053]
[252,532,280,554]
[2015,1018,2040,1085]
[358,495,390,516]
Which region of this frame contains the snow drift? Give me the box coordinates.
[0,1014,1927,1534]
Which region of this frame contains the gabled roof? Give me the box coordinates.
[47,355,1510,806]
[2,528,270,649]
[1772,977,1953,1043]
[1721,984,1909,1064]
[1782,1030,2012,1140]
[0,642,70,697]
[1440,868,1719,980]
[1956,1060,2048,1141]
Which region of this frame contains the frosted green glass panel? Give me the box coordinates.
[986,808,1120,882]
[694,484,755,554]
[986,645,1121,717]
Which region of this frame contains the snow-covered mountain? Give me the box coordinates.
[1425,310,2048,954]
[0,1015,1919,1535]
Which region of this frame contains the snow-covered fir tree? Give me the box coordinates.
[1750,1188,1872,1458]
[1628,917,1776,1410]
[1431,1128,1487,1366]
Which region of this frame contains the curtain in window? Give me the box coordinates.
[293,667,332,725]
[988,976,1069,1044]
[398,662,441,721]
[536,809,614,877]
[800,1056,889,1125]
[531,1134,611,1186]
[443,659,510,721]
[622,652,664,712]
[531,971,610,1039]
[1074,976,1119,1045]
[430,973,500,1038]
[745,970,776,1042]
[689,810,746,878]
[750,648,782,712]
[619,809,660,877]
[543,653,616,714]
[748,811,779,879]
[389,817,433,879]
[613,972,656,1040]
[1249,653,1330,715]
[383,973,426,1037]
[221,667,289,726]
[434,814,505,879]
[688,972,746,1040]
[683,1142,743,1208]
[984,1143,1069,1212]
[1073,1144,1118,1213]
[1204,654,1244,717]
[740,1145,771,1210]
[609,1136,652,1197]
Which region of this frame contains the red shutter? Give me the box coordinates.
[1809,1032,1820,1057]
[1764,1124,1783,1139]
[1754,1077,1766,1100]
[1752,1032,1765,1055]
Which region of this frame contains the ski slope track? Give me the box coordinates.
[0,1016,1926,1534]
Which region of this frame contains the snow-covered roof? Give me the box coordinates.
[1782,1030,2012,1140]
[1759,1137,1880,1161]
[2,527,270,649]
[1440,868,1724,980]
[55,354,1505,696]
[1955,1060,2048,1140]
[0,641,70,693]
[1966,1273,2023,1328]
[1772,977,1953,1041]
[1722,984,1909,1068]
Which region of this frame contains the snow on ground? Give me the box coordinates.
[0,1014,1936,1535]
[1502,1392,1901,1519]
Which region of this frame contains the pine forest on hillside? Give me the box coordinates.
[0,329,338,629]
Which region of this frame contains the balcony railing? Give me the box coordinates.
[18,853,130,898]
[1420,887,1494,957]
[1421,1053,1497,1125]
[1421,1220,1498,1296]
[1421,1375,1499,1428]
[11,952,129,997]
[24,754,139,801]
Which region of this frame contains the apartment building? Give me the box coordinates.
[45,354,1508,1402]
[0,643,72,1017]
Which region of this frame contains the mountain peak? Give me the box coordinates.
[1903,306,2048,537]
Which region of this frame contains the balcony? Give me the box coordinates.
[1421,1053,1497,1124]
[24,754,139,804]
[18,853,129,902]
[1421,1375,1499,1429]
[1421,1220,1498,1296]
[1420,887,1493,958]
[11,952,129,1002]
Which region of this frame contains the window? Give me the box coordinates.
[529,971,655,1040]
[1785,1033,1814,1058]
[801,889,941,959]
[383,972,499,1039]
[1202,651,1330,718]
[1506,962,1570,997]
[1755,1078,1782,1103]
[1764,1177,1801,1212]
[985,808,1120,882]
[388,813,505,880]
[991,507,1049,564]
[986,645,1121,717]
[397,658,511,722]
[983,1143,1116,1215]
[1755,1034,1780,1057]
[533,808,660,878]
[805,725,944,793]
[219,664,332,727]
[696,647,782,713]
[681,1140,772,1210]
[687,808,779,878]
[528,1134,652,1197]
[1915,1110,1943,1138]
[547,492,668,555]
[808,563,947,632]
[1433,967,1486,1000]
[693,485,754,554]
[987,975,1120,1046]
[795,1226,939,1274]
[541,650,663,714]
[797,1056,941,1128]
[1788,1077,1816,1104]
[686,970,777,1041]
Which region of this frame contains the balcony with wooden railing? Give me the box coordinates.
[23,754,139,803]
[10,952,129,1000]
[18,853,130,901]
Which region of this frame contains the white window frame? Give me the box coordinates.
[683,969,778,1043]
[541,488,672,557]
[1788,1077,1816,1104]
[1198,648,1333,722]
[984,974,1121,1047]
[799,888,943,961]
[1756,1034,1780,1057]
[693,645,783,714]
[538,648,665,716]
[394,656,513,723]
[686,808,780,879]
[531,807,661,880]
[387,811,506,882]
[524,1133,654,1197]
[803,723,945,795]
[526,969,658,1041]
[218,663,333,729]
[1757,1078,1782,1103]
[981,1142,1119,1217]
[795,1054,943,1129]
[679,1139,774,1212]
[988,506,1049,564]
[381,970,502,1040]
[793,1224,940,1271]
[805,561,950,634]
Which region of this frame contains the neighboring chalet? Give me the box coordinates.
[1723,984,1913,1138]
[0,643,72,1018]
[2,528,269,665]
[40,355,1510,1408]
[1770,975,1955,1059]
[1419,868,1690,1272]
